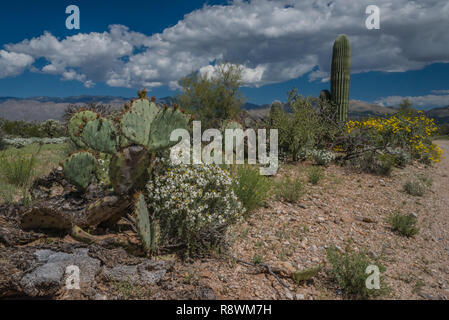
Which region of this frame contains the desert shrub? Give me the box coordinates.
[270,89,341,162]
[39,119,65,137]
[177,62,245,129]
[232,165,272,216]
[0,151,37,187]
[0,128,5,151]
[388,212,419,237]
[307,166,324,185]
[0,119,65,138]
[403,179,427,196]
[276,175,305,203]
[387,147,412,168]
[344,111,443,165]
[348,150,394,176]
[146,158,244,257]
[326,246,387,299]
[309,149,335,166]
[417,174,433,188]
[2,137,68,148]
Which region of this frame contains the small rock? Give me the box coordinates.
[379,179,386,186]
[102,260,168,285]
[298,203,307,209]
[296,293,305,300]
[285,291,293,300]
[368,251,378,259]
[317,217,325,223]
[20,249,101,297]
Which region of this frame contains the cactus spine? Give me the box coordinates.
[330,34,351,122]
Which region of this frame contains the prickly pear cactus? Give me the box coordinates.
[134,192,153,254]
[63,151,97,191]
[81,117,118,154]
[109,146,151,194]
[21,208,72,231]
[68,110,97,148]
[120,99,158,147]
[148,106,190,151]
[24,90,190,254]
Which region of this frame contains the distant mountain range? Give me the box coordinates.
[0,95,448,124]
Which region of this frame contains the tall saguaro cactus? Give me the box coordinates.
[330,34,351,122]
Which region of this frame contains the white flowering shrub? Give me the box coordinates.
[309,149,335,166]
[3,137,68,148]
[146,158,244,256]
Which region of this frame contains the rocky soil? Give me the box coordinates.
[1,141,448,300]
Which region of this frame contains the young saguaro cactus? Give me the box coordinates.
[330,34,351,122]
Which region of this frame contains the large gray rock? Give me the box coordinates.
[102,260,168,285]
[20,248,101,296]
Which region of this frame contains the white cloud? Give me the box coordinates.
[1,0,449,89]
[375,94,449,107]
[0,50,34,78]
[431,89,449,95]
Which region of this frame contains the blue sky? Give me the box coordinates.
[0,0,448,108]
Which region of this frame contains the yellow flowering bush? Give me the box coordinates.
[344,112,443,164]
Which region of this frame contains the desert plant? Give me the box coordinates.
[0,151,37,187]
[276,175,305,203]
[330,35,351,122]
[326,246,387,299]
[388,212,419,237]
[21,90,191,256]
[0,128,5,151]
[177,62,245,129]
[307,166,324,185]
[310,149,335,166]
[403,179,427,196]
[146,158,243,257]
[232,165,272,216]
[63,102,113,124]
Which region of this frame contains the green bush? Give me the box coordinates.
[270,89,341,162]
[177,62,245,129]
[0,129,5,151]
[403,179,427,196]
[307,166,324,185]
[310,149,335,166]
[276,175,305,203]
[349,151,394,176]
[232,165,272,216]
[388,212,419,237]
[0,118,65,138]
[326,246,387,299]
[0,151,37,187]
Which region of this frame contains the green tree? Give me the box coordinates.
[177,63,246,129]
[398,99,415,115]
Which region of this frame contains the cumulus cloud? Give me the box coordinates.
[431,89,449,95]
[1,0,449,89]
[375,94,449,107]
[0,50,34,78]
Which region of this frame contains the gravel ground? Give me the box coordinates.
[167,140,449,300]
